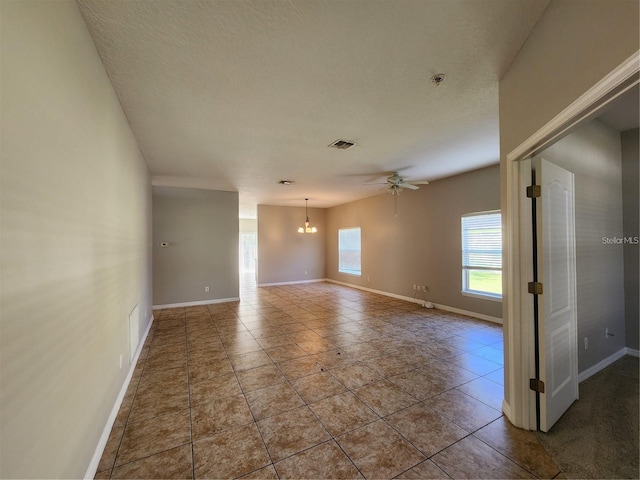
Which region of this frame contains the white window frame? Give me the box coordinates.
[461,210,502,300]
[338,227,362,276]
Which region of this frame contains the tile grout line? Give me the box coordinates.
[392,459,452,480]
[101,282,522,480]
[240,310,377,478]
[290,359,370,479]
[321,323,503,477]
[257,330,335,475]
[183,309,196,480]
[218,309,280,479]
[107,311,190,475]
[469,427,547,479]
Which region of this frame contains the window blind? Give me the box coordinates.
[461,212,502,271]
[338,227,361,275]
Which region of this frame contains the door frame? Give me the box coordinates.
[503,52,639,430]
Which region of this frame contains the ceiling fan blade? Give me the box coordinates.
[401,183,420,190]
[411,181,430,185]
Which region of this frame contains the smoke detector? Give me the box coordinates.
[328,139,356,150]
[431,73,446,86]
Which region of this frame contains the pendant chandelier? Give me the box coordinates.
[298,198,317,233]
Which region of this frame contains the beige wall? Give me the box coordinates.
[1,1,152,477]
[499,0,639,157]
[153,187,239,305]
[257,205,326,284]
[621,128,639,351]
[326,165,502,319]
[536,120,626,372]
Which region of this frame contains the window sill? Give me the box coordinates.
[462,291,502,302]
[339,271,362,277]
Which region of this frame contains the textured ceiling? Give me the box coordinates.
[77,0,550,218]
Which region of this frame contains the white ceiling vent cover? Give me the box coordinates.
[328,139,356,150]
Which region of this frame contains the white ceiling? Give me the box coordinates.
[77,0,550,218]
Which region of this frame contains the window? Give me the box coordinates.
[461,211,502,299]
[338,227,361,276]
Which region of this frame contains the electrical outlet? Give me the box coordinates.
[304,270,308,275]
[413,284,417,291]
[367,276,370,282]
[584,337,588,349]
[421,285,427,292]
[119,354,123,369]
[205,286,210,293]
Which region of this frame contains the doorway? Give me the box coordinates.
[239,232,257,289]
[505,57,639,431]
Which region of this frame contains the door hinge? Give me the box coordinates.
[530,378,545,393]
[528,281,543,295]
[526,185,541,198]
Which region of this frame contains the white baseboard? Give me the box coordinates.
[84,314,154,479]
[325,279,420,303]
[625,347,640,357]
[257,279,325,287]
[502,399,512,420]
[153,297,240,310]
[431,303,503,325]
[578,347,628,383]
[325,279,503,325]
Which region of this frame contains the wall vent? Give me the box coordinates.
[328,139,356,150]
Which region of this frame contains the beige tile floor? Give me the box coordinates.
[96,282,562,479]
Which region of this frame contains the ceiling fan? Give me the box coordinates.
[367,172,430,216]
[383,171,429,195]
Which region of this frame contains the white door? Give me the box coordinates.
[533,157,579,432]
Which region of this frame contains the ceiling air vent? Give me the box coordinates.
[328,139,356,150]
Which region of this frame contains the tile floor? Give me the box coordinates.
[96,282,562,479]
